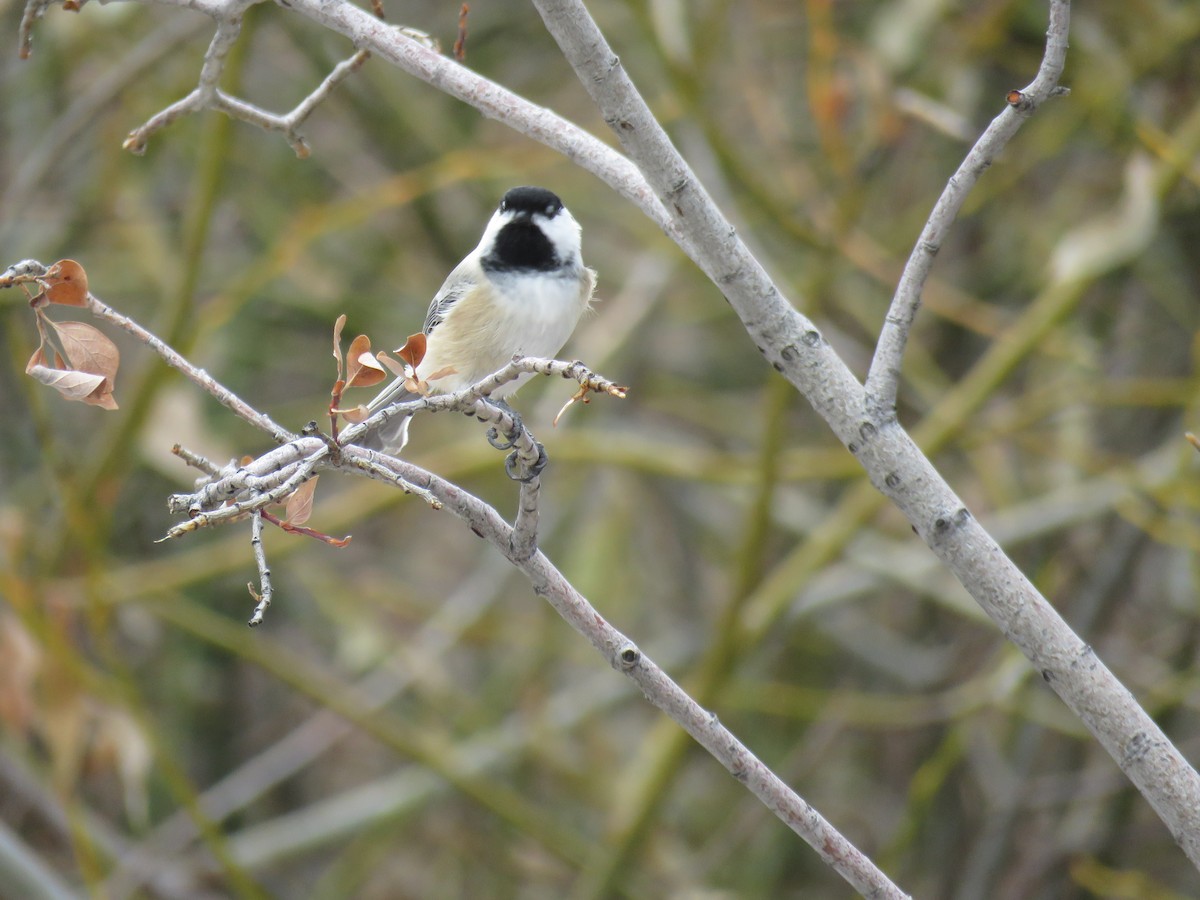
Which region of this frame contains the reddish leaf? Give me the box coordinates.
[396,333,426,369]
[40,260,89,307]
[81,383,118,410]
[284,476,318,527]
[345,335,386,389]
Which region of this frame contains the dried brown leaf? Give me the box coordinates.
[26,348,113,406]
[41,259,89,307]
[82,382,119,410]
[396,333,427,369]
[345,335,387,389]
[284,476,319,526]
[332,314,348,376]
[377,352,406,378]
[47,320,119,388]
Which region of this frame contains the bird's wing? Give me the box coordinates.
[422,258,480,335]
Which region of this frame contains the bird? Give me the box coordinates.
[361,186,596,455]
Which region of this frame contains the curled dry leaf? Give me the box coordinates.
[47,320,119,387]
[332,314,348,375]
[345,334,386,389]
[377,353,406,378]
[40,259,89,307]
[26,318,120,408]
[396,332,427,369]
[26,348,118,409]
[284,476,319,527]
[376,352,424,394]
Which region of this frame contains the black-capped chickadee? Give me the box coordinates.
[363,186,596,453]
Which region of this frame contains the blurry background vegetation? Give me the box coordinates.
[2,0,1200,896]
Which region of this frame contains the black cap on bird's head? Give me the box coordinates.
[484,186,575,273]
[498,186,564,220]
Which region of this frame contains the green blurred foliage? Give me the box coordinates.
[2,0,1200,897]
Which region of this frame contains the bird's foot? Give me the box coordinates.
[486,399,524,450]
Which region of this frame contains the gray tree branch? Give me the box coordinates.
[526,0,1200,873]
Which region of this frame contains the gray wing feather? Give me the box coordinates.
[361,259,479,454]
[423,260,479,335]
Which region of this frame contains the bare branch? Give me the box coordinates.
[122,4,249,153]
[342,453,442,508]
[162,448,323,539]
[863,0,1073,416]
[509,478,541,561]
[247,512,273,626]
[528,0,1200,877]
[84,285,295,443]
[62,270,885,891]
[278,0,686,247]
[119,0,410,156]
[346,356,625,466]
[171,443,226,478]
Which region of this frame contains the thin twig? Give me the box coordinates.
[280,0,687,250]
[247,512,273,626]
[85,289,294,443]
[164,451,324,538]
[171,444,226,477]
[343,451,443,509]
[121,2,388,157]
[863,0,1072,417]
[17,0,55,59]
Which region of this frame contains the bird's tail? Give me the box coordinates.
[358,378,420,455]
